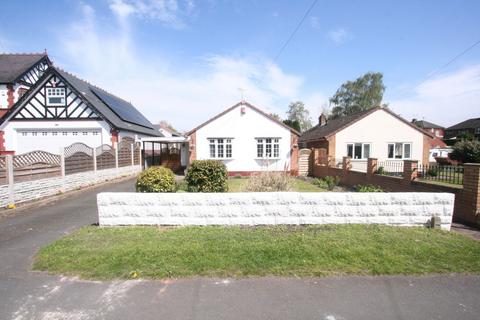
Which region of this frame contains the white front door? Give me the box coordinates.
[16,129,103,154]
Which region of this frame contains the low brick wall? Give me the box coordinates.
[98,192,455,230]
[0,165,141,207]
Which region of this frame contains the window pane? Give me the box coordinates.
[354,143,362,159]
[404,143,411,158]
[266,143,272,157]
[218,143,224,158]
[226,144,232,158]
[395,143,403,159]
[363,144,370,159]
[209,143,215,158]
[274,143,279,157]
[347,144,353,158]
[257,142,263,158]
[388,144,394,158]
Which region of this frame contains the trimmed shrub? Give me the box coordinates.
[356,184,384,192]
[375,166,385,175]
[243,172,293,192]
[313,176,340,190]
[185,160,228,192]
[136,166,176,192]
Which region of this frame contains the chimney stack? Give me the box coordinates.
[319,113,327,126]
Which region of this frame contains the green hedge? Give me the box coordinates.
[185,160,228,192]
[136,166,176,192]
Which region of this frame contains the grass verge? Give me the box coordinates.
[33,225,480,280]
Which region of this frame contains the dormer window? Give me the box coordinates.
[46,88,66,106]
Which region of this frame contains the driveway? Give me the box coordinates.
[0,178,479,320]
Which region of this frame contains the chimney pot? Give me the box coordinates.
[319,113,327,126]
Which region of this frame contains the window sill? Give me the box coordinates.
[254,157,281,160]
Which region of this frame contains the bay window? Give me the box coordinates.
[257,138,280,158]
[388,142,411,159]
[346,143,370,159]
[208,138,232,159]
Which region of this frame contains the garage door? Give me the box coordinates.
[17,129,103,154]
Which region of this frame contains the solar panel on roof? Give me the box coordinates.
[89,86,153,129]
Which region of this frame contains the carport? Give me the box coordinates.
[140,136,190,173]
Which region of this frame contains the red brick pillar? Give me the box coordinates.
[455,164,480,224]
[367,158,378,182]
[188,132,196,164]
[403,160,418,182]
[110,129,119,147]
[0,131,5,152]
[7,85,15,108]
[342,156,351,173]
[290,133,299,175]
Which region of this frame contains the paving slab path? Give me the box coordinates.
[0,178,479,320]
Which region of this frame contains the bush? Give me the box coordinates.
[313,176,340,191]
[449,140,480,163]
[243,172,293,192]
[185,160,228,192]
[176,180,188,192]
[136,166,176,192]
[426,168,438,177]
[375,166,385,175]
[356,184,384,192]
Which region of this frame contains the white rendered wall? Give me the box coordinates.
[0,85,8,109]
[335,109,425,163]
[194,105,292,172]
[98,192,455,230]
[1,120,111,153]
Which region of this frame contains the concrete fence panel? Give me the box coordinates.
[98,192,455,230]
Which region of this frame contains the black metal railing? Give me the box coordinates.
[417,164,463,185]
[376,161,404,177]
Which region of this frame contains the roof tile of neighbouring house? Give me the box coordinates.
[187,101,301,136]
[0,53,48,83]
[55,68,160,137]
[412,120,444,130]
[445,118,480,131]
[299,107,434,143]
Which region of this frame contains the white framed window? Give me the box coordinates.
[475,127,480,134]
[72,131,78,136]
[93,131,99,136]
[346,143,370,159]
[208,138,233,159]
[42,132,47,136]
[82,131,88,136]
[52,132,58,136]
[388,142,411,159]
[32,132,37,136]
[62,132,68,136]
[46,87,66,106]
[21,132,27,136]
[256,138,280,158]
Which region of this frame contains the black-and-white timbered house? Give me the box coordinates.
[0,53,159,154]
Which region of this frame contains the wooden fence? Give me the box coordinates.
[0,141,142,187]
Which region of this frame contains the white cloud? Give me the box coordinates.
[55,3,323,131]
[327,28,352,44]
[310,17,320,30]
[108,0,195,29]
[388,65,480,126]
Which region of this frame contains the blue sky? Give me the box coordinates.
[1,0,479,130]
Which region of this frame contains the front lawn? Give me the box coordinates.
[227,177,326,192]
[33,225,480,280]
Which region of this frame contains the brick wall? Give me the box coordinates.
[290,133,299,175]
[311,151,480,225]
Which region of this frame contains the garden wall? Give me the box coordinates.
[98,192,455,230]
[311,152,480,225]
[0,165,141,207]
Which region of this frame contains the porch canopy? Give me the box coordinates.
[140,136,189,171]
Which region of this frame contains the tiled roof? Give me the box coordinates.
[0,53,47,83]
[446,118,480,130]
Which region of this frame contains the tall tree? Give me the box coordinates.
[269,113,282,122]
[283,119,301,132]
[286,101,312,132]
[329,72,385,119]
